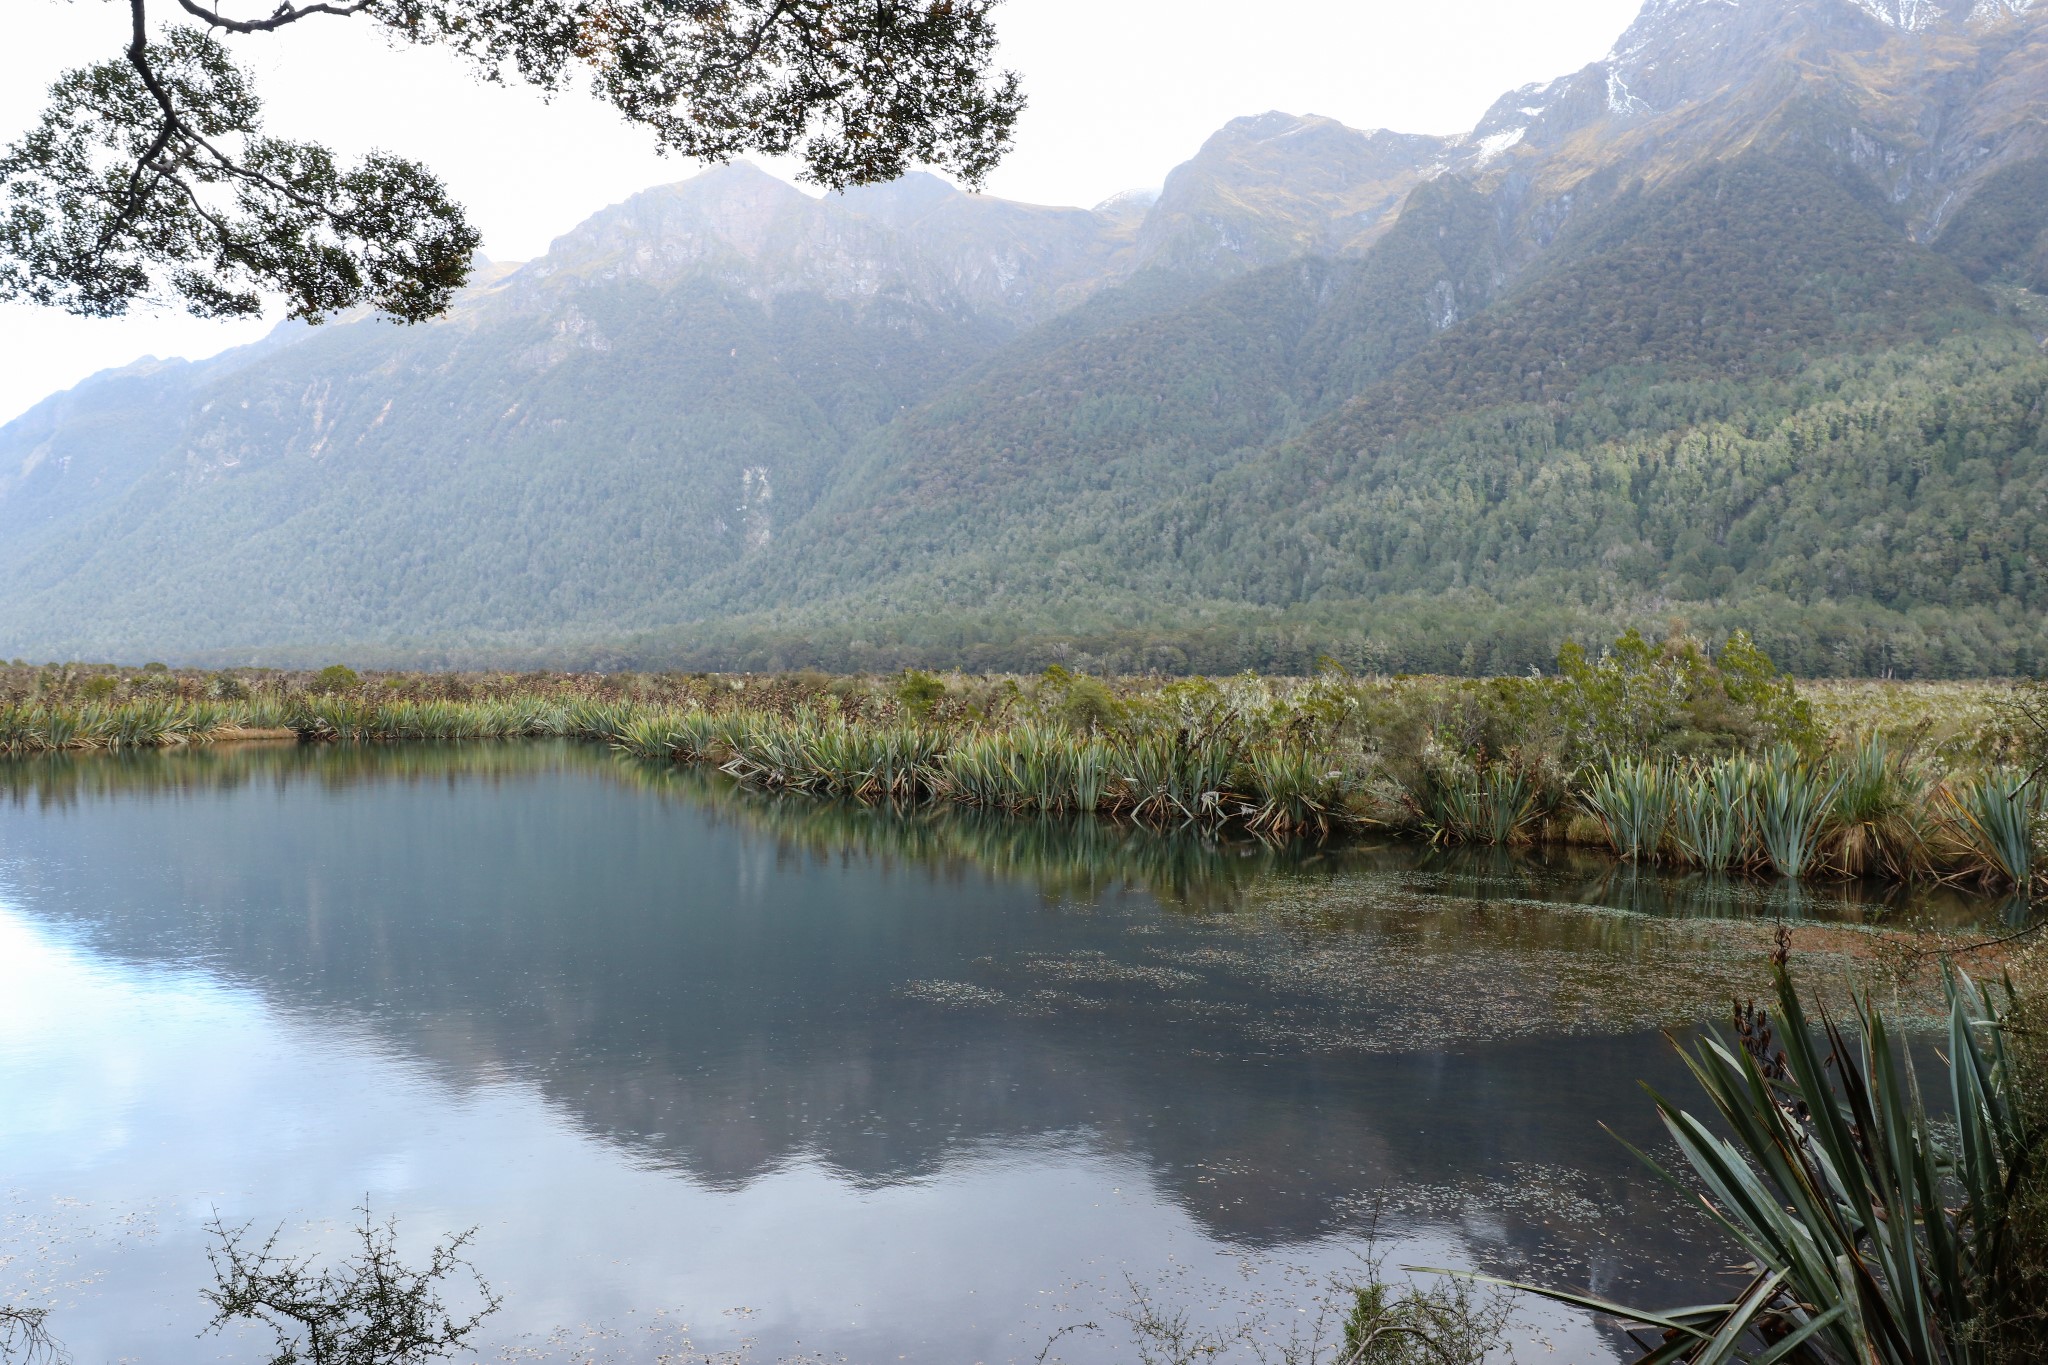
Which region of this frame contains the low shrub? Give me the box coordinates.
[312,664,360,693]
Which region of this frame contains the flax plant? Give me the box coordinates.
[1422,760,1541,846]
[1117,732,1237,826]
[1824,737,1931,881]
[1751,746,1840,879]
[1239,746,1351,837]
[1940,771,2044,891]
[1474,963,2035,1365]
[1674,759,1753,871]
[1583,757,1675,861]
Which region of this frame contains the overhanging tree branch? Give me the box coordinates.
[174,0,378,34]
[1,0,1021,323]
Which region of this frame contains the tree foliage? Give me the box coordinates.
[0,0,1021,322]
[1,18,477,322]
[1555,629,1818,764]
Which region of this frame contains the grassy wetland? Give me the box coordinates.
[3,631,2046,901]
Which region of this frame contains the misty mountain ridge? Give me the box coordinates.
[3,0,2046,676]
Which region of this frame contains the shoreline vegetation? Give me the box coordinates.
[1484,950,2048,1365]
[1,630,2043,898]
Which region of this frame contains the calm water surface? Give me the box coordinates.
[0,743,1998,1362]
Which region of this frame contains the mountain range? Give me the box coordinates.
[4,0,2047,676]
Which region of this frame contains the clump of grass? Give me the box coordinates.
[1749,745,1839,879]
[1340,1270,1509,1365]
[1672,758,1752,870]
[613,712,693,760]
[1938,769,2045,891]
[1118,732,1237,826]
[0,703,74,753]
[1418,758,1541,846]
[1823,735,1931,880]
[938,724,1116,813]
[0,698,229,751]
[1237,746,1351,837]
[1582,757,1674,861]
[715,711,945,798]
[288,696,557,742]
[560,699,639,744]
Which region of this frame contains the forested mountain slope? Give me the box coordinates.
[1,0,2045,675]
[674,148,2048,678]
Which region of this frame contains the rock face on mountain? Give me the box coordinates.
[1130,114,1456,273]
[1470,0,2048,238]
[529,165,1137,324]
[2,0,2046,675]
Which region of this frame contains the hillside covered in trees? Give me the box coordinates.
[2,0,2046,676]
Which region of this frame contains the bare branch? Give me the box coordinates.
[174,0,377,34]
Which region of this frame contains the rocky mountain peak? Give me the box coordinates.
[494,159,1136,327]
[1132,113,1454,273]
[1092,188,1160,222]
[828,170,962,227]
[525,162,814,277]
[1446,0,2048,248]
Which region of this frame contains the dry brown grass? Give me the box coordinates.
[1803,679,2019,767]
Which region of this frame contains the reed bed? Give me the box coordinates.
[4,640,2045,894]
[0,699,240,751]
[1566,743,2041,891]
[1419,760,1542,846]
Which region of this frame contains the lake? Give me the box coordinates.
[0,741,1996,1362]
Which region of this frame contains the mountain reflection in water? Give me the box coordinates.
[0,742,1998,1362]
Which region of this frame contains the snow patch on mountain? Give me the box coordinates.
[1845,0,1944,28]
[1471,128,1527,165]
[1093,188,1160,217]
[1607,71,1653,116]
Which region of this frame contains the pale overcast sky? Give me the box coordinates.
[0,0,1642,423]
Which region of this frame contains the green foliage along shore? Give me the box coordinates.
[3,632,2044,894]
